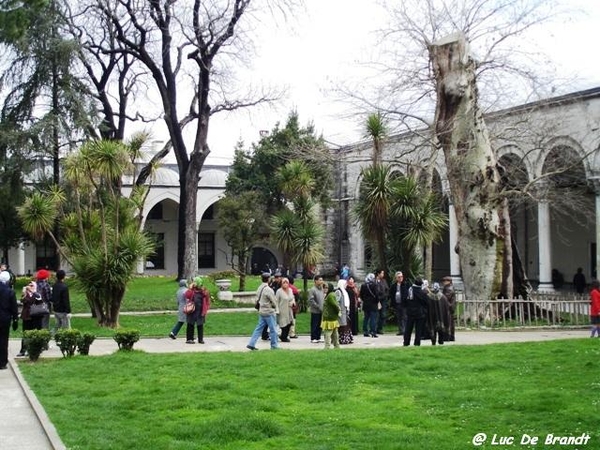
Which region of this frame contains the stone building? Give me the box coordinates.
[8,88,600,286]
[326,87,600,291]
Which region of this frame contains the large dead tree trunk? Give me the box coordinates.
[429,32,508,302]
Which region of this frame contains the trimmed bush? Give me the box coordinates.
[23,329,51,362]
[55,329,82,358]
[113,329,140,351]
[77,332,96,355]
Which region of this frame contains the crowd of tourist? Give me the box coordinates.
[182,264,460,351]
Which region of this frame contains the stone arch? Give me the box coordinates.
[497,144,533,185]
[538,136,590,179]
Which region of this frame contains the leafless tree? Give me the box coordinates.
[67,0,295,279]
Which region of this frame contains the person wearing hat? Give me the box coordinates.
[441,276,456,341]
[36,269,53,332]
[0,271,18,370]
[184,277,211,344]
[168,279,189,339]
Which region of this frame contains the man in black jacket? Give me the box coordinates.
[52,269,71,330]
[401,277,429,346]
[0,271,18,370]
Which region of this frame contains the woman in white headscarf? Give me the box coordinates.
[335,279,353,344]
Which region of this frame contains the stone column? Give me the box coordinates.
[16,242,25,276]
[537,200,554,292]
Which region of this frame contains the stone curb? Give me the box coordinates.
[7,359,67,450]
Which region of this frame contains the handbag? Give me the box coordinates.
[254,286,266,310]
[30,301,50,316]
[183,301,195,315]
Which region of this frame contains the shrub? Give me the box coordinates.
[55,329,82,358]
[113,329,140,351]
[23,329,52,362]
[77,332,96,355]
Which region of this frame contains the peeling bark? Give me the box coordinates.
[429,32,509,301]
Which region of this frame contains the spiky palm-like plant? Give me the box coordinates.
[18,137,154,327]
[354,164,394,271]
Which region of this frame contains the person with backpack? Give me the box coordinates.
[184,277,211,344]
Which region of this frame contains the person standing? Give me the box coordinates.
[169,279,189,339]
[346,277,360,335]
[335,279,353,344]
[321,283,340,349]
[589,280,600,337]
[51,269,71,330]
[573,267,587,295]
[0,271,18,370]
[288,277,300,339]
[36,269,53,332]
[0,263,16,289]
[360,273,379,338]
[308,275,325,343]
[275,277,295,342]
[389,271,409,336]
[402,277,429,347]
[375,269,389,335]
[426,282,450,345]
[17,281,44,357]
[184,277,211,344]
[247,272,279,350]
[441,276,456,341]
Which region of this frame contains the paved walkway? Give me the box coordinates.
[1,327,590,450]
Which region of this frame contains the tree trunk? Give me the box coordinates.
[429,32,507,301]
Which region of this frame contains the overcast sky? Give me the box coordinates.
[201,0,600,164]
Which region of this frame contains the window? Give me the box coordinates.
[198,233,215,268]
[36,236,57,271]
[146,233,165,270]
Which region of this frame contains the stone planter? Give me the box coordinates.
[215,279,233,301]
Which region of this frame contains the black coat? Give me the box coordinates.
[51,281,71,314]
[0,283,18,324]
[389,282,409,307]
[401,285,429,319]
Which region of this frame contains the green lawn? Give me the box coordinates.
[15,274,266,313]
[18,339,599,450]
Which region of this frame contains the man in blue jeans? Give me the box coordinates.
[247,273,279,350]
[308,275,325,343]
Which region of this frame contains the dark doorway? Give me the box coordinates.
[251,247,278,275]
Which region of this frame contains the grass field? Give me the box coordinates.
[18,338,599,450]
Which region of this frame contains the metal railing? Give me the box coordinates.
[456,297,591,329]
